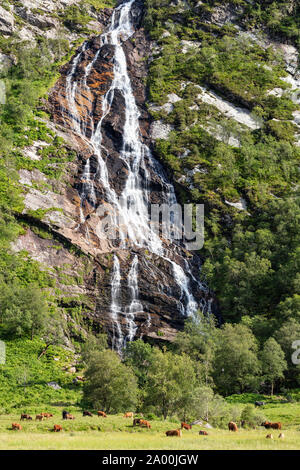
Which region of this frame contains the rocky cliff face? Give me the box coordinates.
[11,0,214,347]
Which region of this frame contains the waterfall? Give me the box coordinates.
[124,255,143,344]
[110,255,124,353]
[63,0,203,350]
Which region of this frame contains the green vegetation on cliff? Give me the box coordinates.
[144,1,300,356]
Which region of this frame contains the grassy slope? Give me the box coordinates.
[0,408,299,450]
[0,339,82,413]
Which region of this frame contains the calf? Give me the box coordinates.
[228,421,238,432]
[42,413,53,419]
[278,433,285,439]
[139,419,151,429]
[199,430,209,436]
[83,411,93,417]
[181,422,192,430]
[255,401,265,407]
[53,424,62,432]
[124,412,134,418]
[97,411,107,418]
[35,414,44,421]
[166,429,182,437]
[12,423,22,430]
[65,413,75,420]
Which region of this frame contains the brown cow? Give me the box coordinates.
[199,430,209,436]
[139,419,151,429]
[266,434,273,439]
[124,412,134,418]
[53,424,63,432]
[83,411,93,417]
[35,414,44,421]
[12,423,22,430]
[65,413,75,420]
[228,422,238,432]
[41,413,53,419]
[181,422,192,430]
[166,429,182,437]
[20,414,32,421]
[270,422,282,430]
[262,421,272,429]
[97,411,107,418]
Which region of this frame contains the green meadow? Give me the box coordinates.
[0,401,299,450]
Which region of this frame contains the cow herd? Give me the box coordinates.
[10,412,284,439]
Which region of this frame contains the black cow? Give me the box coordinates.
[255,401,265,407]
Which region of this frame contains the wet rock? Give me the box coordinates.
[150,121,174,140]
[47,381,61,390]
[0,6,14,35]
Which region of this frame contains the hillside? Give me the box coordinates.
[0,0,299,419]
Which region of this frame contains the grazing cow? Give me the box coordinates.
[35,414,44,421]
[133,418,142,426]
[278,433,285,439]
[139,419,151,429]
[255,401,265,407]
[41,413,53,419]
[12,423,22,430]
[62,410,69,420]
[53,424,62,432]
[266,434,273,439]
[124,412,134,418]
[83,411,93,417]
[20,414,32,421]
[262,421,272,429]
[97,411,107,418]
[228,422,238,432]
[199,430,209,436]
[65,413,75,420]
[270,422,282,430]
[181,422,192,430]
[166,429,182,437]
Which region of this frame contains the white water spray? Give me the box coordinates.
[63,0,202,349]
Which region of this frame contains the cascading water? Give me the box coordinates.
[124,255,143,344]
[62,0,209,350]
[110,254,124,352]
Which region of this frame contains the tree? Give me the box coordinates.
[146,348,198,420]
[83,349,138,413]
[124,339,153,388]
[260,338,287,395]
[1,283,49,339]
[38,315,67,359]
[174,311,217,386]
[192,386,234,427]
[81,333,108,366]
[274,319,300,386]
[213,324,261,395]
[241,405,266,428]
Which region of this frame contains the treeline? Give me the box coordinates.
[81,312,299,423]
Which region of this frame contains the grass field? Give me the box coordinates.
[0,403,299,450]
